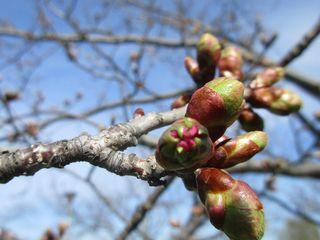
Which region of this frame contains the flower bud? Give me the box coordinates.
[248,87,302,115]
[171,91,193,109]
[196,168,265,240]
[208,131,268,168]
[250,67,284,89]
[3,91,20,102]
[156,118,213,172]
[197,33,221,68]
[218,46,243,81]
[238,106,264,132]
[184,56,200,82]
[196,33,221,85]
[133,108,145,118]
[186,77,245,140]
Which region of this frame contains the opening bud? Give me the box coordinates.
[156,118,213,172]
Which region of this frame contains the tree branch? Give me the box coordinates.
[0,27,318,98]
[116,177,175,240]
[0,107,186,185]
[279,17,320,67]
[229,159,320,178]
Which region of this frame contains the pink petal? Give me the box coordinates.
[178,140,190,152]
[170,130,179,138]
[188,125,199,138]
[187,139,196,148]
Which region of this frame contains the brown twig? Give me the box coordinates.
[279,17,320,67]
[116,177,175,240]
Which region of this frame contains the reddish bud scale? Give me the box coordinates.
[181,173,198,191]
[171,92,193,109]
[250,67,284,89]
[248,87,302,115]
[156,118,213,172]
[184,56,201,83]
[133,108,145,117]
[186,77,244,141]
[238,107,264,132]
[208,131,268,168]
[218,46,243,81]
[196,168,265,240]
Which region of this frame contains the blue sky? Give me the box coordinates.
[0,1,319,239]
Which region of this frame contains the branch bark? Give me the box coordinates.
[0,107,186,185]
[279,17,320,67]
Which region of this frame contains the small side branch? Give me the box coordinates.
[279,17,320,67]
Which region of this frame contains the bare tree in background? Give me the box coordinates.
[0,0,319,239]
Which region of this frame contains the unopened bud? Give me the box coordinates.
[218,46,243,81]
[171,92,193,109]
[196,168,265,240]
[250,67,284,89]
[197,33,221,67]
[208,131,268,168]
[186,77,244,141]
[184,56,200,82]
[196,33,221,85]
[133,108,145,118]
[248,87,302,115]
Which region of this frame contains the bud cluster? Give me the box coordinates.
[184,33,244,87]
[155,33,303,240]
[248,67,302,115]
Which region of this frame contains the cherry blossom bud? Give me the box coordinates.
[218,46,243,81]
[196,33,221,85]
[156,118,213,172]
[186,77,244,141]
[250,67,284,89]
[133,108,145,118]
[196,168,265,240]
[171,92,193,109]
[248,87,302,115]
[184,56,200,82]
[208,131,268,168]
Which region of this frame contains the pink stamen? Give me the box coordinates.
[186,139,196,148]
[178,140,191,152]
[188,125,199,138]
[182,127,190,138]
[170,130,179,138]
[174,125,203,153]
